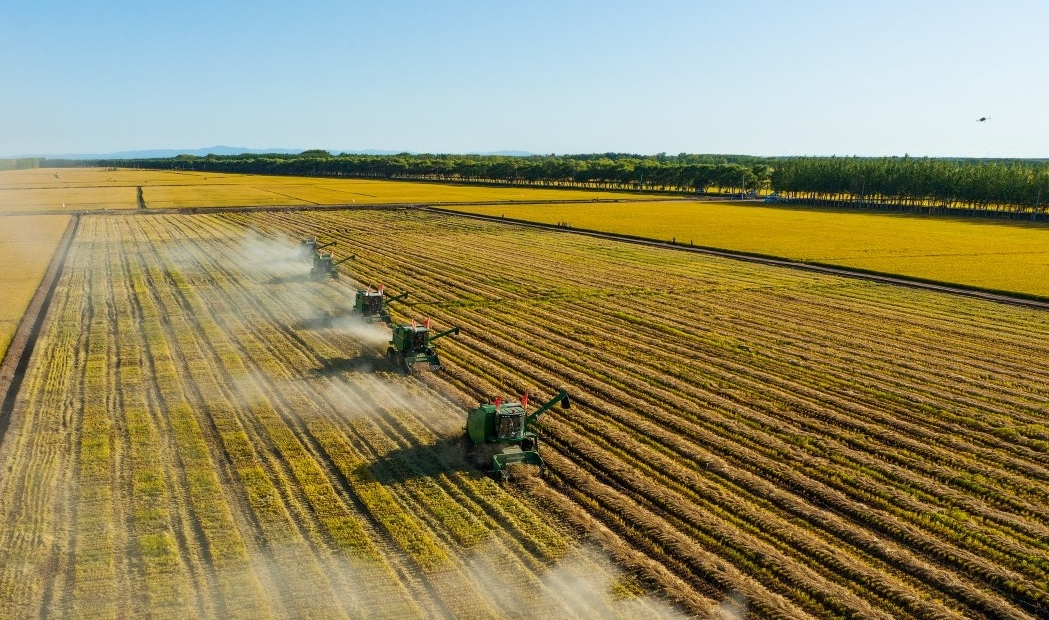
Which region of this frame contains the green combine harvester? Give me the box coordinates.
[386,319,459,371]
[352,285,408,325]
[466,389,570,478]
[299,236,335,261]
[311,251,354,280]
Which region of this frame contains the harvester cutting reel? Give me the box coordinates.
[465,389,570,480]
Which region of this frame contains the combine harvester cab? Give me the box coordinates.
[299,237,335,262]
[311,251,354,280]
[387,319,459,372]
[352,285,408,326]
[466,389,570,479]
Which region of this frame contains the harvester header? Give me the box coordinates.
[387,318,459,372]
[311,252,355,280]
[352,285,408,325]
[466,389,570,477]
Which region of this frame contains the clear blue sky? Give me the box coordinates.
[2,0,1047,158]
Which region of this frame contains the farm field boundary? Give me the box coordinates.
[427,206,1049,311]
[0,198,667,218]
[0,215,73,358]
[3,208,1049,618]
[0,214,80,444]
[0,212,682,619]
[0,168,655,214]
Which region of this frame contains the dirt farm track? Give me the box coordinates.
[2,205,1049,620]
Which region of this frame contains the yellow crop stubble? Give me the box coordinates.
[0,214,72,360]
[9,167,649,209]
[447,200,1049,299]
[0,187,139,213]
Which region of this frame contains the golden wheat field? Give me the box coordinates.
[0,214,72,358]
[0,204,1047,620]
[0,168,648,213]
[447,200,1049,299]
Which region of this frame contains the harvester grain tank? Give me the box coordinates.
[352,285,408,325]
[387,318,459,371]
[299,236,335,261]
[311,252,354,280]
[466,389,570,478]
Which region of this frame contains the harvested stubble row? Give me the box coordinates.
[272,207,1049,620]
[0,212,672,620]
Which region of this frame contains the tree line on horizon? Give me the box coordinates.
[36,151,1049,216]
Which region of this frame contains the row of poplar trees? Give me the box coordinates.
[76,152,1049,215]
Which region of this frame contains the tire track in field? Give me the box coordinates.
[0,214,80,446]
[120,218,241,616]
[125,216,284,619]
[312,217,1023,616]
[167,214,536,618]
[103,217,140,617]
[426,207,1049,311]
[0,219,87,618]
[110,216,222,618]
[295,209,1049,620]
[147,214,431,618]
[249,209,897,616]
[61,218,119,618]
[133,215,350,619]
[178,215,671,620]
[34,227,90,620]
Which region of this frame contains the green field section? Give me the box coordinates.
[0,214,71,359]
[447,200,1049,298]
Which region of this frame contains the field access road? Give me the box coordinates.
[425,206,1049,312]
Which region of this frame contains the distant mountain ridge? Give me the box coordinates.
[25,146,534,160]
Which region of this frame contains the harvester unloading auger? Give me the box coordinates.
[299,236,335,262]
[466,389,570,479]
[352,285,408,326]
[311,251,355,280]
[387,318,459,372]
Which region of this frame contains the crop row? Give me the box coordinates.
[253,207,1049,620]
[8,204,1045,619]
[0,211,674,619]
